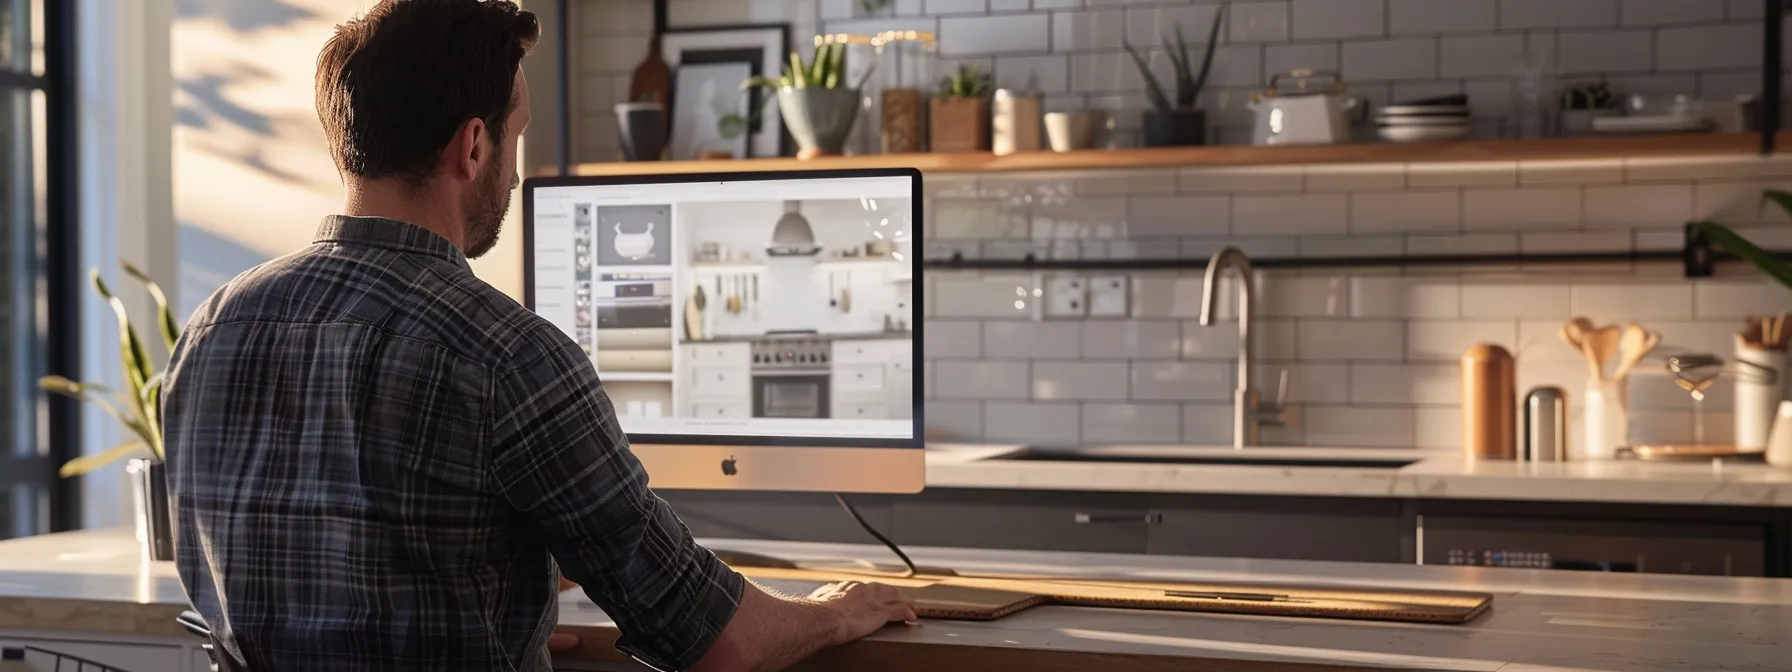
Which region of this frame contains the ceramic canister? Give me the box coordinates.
[992,89,1042,155]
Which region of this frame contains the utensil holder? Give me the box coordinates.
[1735,346,1785,450]
[1768,401,1792,467]
[1580,377,1629,461]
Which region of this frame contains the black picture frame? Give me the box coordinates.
[662,23,793,158]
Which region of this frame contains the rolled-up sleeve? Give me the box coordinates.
[488,326,744,670]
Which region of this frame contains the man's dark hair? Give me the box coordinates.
[316,0,540,188]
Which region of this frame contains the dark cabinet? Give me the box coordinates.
[893,489,1151,554]
[1420,515,1768,576]
[1145,495,1405,562]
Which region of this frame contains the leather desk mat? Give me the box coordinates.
[730,564,1493,624]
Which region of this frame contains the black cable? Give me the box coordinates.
[834,494,917,578]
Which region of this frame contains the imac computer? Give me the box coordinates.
[521,168,925,494]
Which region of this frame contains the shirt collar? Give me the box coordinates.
[314,215,471,270]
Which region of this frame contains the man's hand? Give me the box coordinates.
[807,581,918,646]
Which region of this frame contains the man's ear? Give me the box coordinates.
[444,117,487,182]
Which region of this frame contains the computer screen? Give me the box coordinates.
[521,169,924,493]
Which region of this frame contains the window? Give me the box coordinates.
[0,0,75,540]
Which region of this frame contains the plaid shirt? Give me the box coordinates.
[164,215,743,671]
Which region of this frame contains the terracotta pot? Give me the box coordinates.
[930,97,990,153]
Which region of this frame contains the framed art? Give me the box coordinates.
[669,61,753,160]
[662,24,792,159]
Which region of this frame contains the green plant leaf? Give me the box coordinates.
[789,52,808,88]
[741,76,780,90]
[39,375,156,449]
[91,273,148,404]
[142,373,166,460]
[1188,3,1224,107]
[1693,220,1792,290]
[59,441,150,478]
[1168,27,1194,103]
[1761,190,1792,219]
[1124,41,1173,111]
[121,262,181,353]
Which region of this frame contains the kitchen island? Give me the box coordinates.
[0,529,1787,671]
[662,444,1792,578]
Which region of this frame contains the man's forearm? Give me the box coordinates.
[693,581,838,672]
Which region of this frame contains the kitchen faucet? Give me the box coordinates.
[1199,247,1289,449]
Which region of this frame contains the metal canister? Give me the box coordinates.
[1462,344,1516,460]
[1524,386,1568,462]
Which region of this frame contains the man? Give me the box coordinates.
[162,1,914,670]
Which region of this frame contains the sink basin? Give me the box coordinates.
[995,447,1418,469]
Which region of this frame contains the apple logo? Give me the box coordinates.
[720,456,737,477]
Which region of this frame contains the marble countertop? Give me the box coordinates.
[923,443,1792,507]
[6,529,1788,671]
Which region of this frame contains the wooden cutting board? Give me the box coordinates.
[734,565,1492,625]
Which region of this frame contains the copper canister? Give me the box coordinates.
[1462,344,1516,459]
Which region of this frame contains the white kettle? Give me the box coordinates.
[1248,69,1362,146]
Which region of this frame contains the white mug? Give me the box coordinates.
[1044,112,1100,152]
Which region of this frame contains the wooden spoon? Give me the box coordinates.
[1561,318,1598,379]
[1611,323,1660,381]
[1585,325,1623,380]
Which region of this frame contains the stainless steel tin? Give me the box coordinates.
[1524,386,1568,462]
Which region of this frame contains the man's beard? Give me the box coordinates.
[462,158,513,259]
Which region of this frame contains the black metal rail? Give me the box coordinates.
[919,223,1779,277]
[1765,0,1782,155]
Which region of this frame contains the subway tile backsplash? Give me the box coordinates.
[910,153,1789,449]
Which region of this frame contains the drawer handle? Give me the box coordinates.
[857,372,865,379]
[1073,512,1161,525]
[717,374,725,381]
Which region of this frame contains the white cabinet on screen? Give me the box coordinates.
[680,343,751,418]
[830,339,914,421]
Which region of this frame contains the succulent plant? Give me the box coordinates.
[742,41,872,91]
[41,263,182,476]
[937,64,993,99]
[1124,4,1225,111]
[1560,79,1619,110]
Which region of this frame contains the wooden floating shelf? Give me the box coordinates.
[565,132,1788,177]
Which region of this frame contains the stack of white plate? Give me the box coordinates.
[1377,98,1470,142]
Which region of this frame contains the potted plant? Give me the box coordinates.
[1124,5,1223,148]
[930,64,993,153]
[40,263,182,561]
[744,42,873,159]
[1559,79,1621,136]
[1692,192,1792,466]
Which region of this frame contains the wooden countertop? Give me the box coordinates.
[553,539,1791,671]
[563,132,1784,177]
[6,530,1789,671]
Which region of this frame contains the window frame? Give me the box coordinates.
[0,0,80,537]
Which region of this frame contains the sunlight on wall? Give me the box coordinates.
[173,0,530,317]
